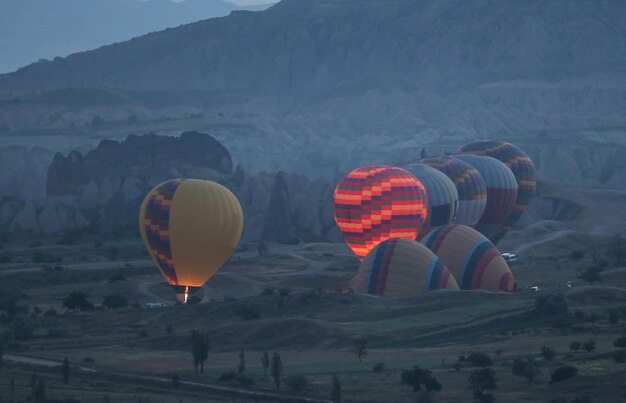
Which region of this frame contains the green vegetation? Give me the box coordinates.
[550,365,578,383]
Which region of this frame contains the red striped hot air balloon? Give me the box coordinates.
[333,165,428,261]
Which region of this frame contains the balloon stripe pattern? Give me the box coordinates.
[422,224,516,292]
[333,166,428,261]
[420,156,487,227]
[402,163,459,237]
[454,154,518,242]
[141,178,183,285]
[352,238,458,296]
[455,141,537,243]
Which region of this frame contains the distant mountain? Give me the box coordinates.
[1,0,626,176]
[0,0,275,74]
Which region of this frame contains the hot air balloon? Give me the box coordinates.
[402,163,459,237]
[420,156,487,227]
[454,155,517,242]
[455,141,537,243]
[422,224,516,292]
[350,238,459,296]
[333,166,428,261]
[139,179,243,303]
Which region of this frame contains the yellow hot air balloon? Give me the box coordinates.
[139,179,243,303]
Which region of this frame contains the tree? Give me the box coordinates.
[62,292,94,312]
[569,341,581,352]
[608,308,619,324]
[610,237,625,267]
[570,251,584,261]
[468,368,497,403]
[286,375,308,392]
[331,375,342,403]
[62,357,70,384]
[614,336,626,348]
[420,148,428,159]
[0,345,3,369]
[534,294,568,316]
[577,267,602,285]
[541,346,556,361]
[261,351,270,378]
[352,336,368,362]
[238,348,246,374]
[467,352,493,368]
[400,366,442,392]
[190,329,210,374]
[511,357,539,382]
[102,294,128,310]
[31,374,46,403]
[582,340,596,353]
[171,373,180,387]
[271,352,283,389]
[550,365,578,383]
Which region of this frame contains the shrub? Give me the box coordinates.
[612,350,626,364]
[102,294,128,310]
[32,251,62,263]
[83,357,95,364]
[401,366,442,392]
[608,308,620,324]
[569,341,581,352]
[467,352,493,367]
[541,346,556,361]
[550,365,578,383]
[11,318,35,340]
[614,336,626,348]
[108,271,126,282]
[535,294,568,316]
[47,327,69,338]
[286,375,308,392]
[582,340,596,353]
[373,362,386,373]
[238,374,255,387]
[237,303,260,321]
[570,251,584,261]
[62,291,94,312]
[138,329,149,338]
[218,371,238,382]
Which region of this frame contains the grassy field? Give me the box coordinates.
[1,234,626,402]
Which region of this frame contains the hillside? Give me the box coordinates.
[1,0,626,176]
[0,0,274,74]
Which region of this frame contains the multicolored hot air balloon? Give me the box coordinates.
[350,238,459,296]
[422,225,516,292]
[420,156,487,227]
[402,163,459,238]
[454,155,518,242]
[455,141,537,243]
[333,166,428,261]
[139,179,244,303]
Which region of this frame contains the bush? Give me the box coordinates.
[569,341,581,352]
[11,318,35,340]
[83,357,95,364]
[218,371,238,382]
[535,294,568,316]
[541,346,557,361]
[467,352,493,368]
[614,336,626,348]
[238,373,255,388]
[608,308,620,324]
[570,251,585,261]
[47,327,69,338]
[550,365,578,383]
[138,329,149,338]
[612,350,626,364]
[286,375,308,392]
[32,251,62,263]
[102,294,128,310]
[237,303,260,321]
[373,362,386,373]
[62,291,94,312]
[108,271,126,282]
[582,340,596,353]
[401,366,442,392]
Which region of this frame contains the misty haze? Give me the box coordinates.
[1,1,626,402]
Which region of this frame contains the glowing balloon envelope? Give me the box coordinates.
[422,224,516,292]
[351,238,459,296]
[139,179,244,303]
[455,141,537,243]
[333,165,428,261]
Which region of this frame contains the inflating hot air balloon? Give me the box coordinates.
[455,141,537,243]
[454,155,517,242]
[333,166,428,261]
[139,179,243,303]
[350,238,459,296]
[402,163,458,237]
[420,156,487,227]
[422,224,516,292]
